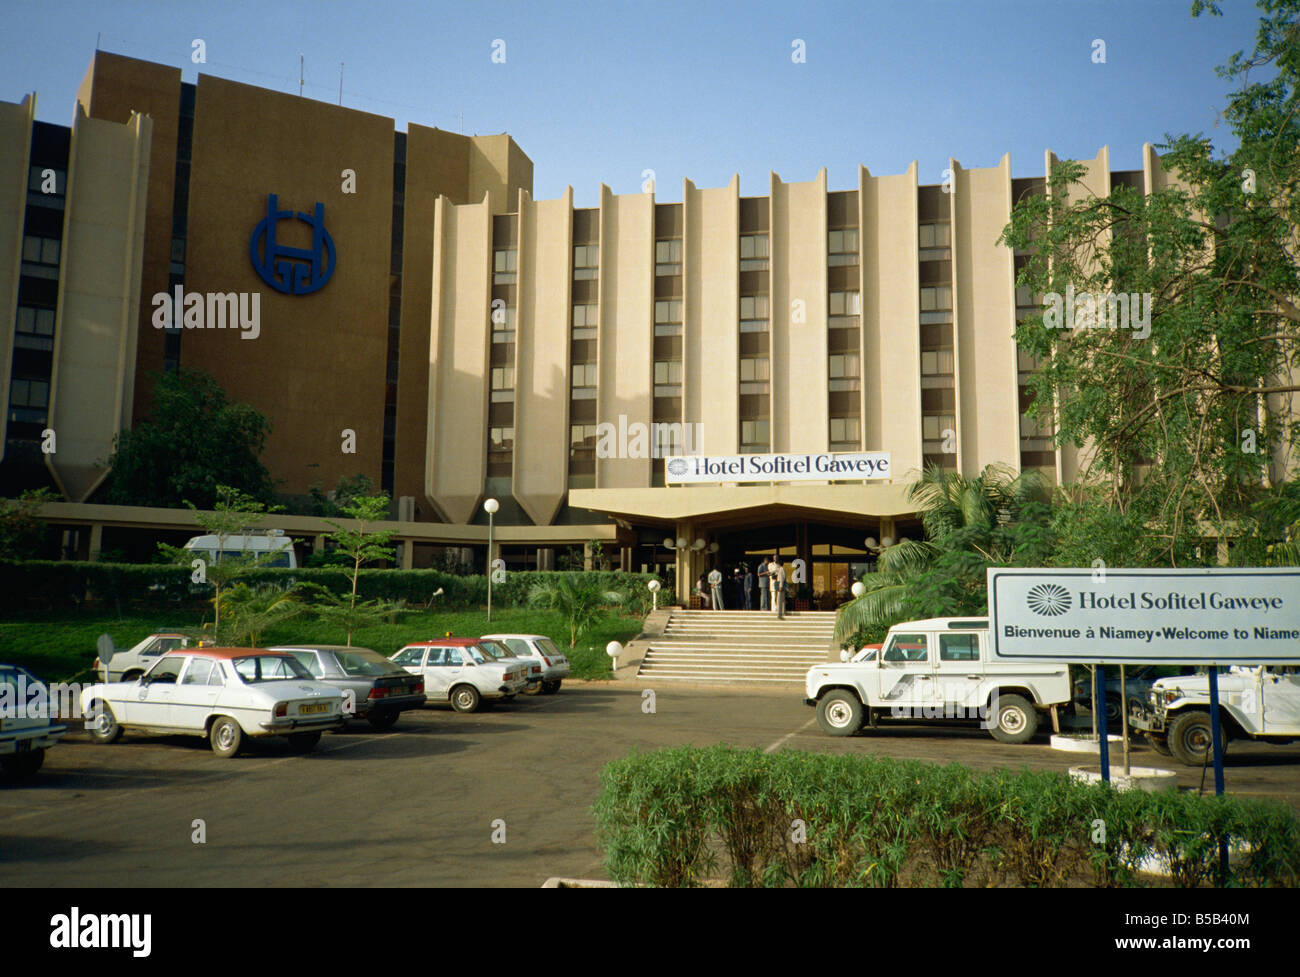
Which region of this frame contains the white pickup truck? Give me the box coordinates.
[804,617,1071,743]
[1129,666,1300,765]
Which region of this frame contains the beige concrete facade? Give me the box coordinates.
[45,105,151,502]
[0,94,36,463]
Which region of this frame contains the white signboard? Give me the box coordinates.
[663,451,890,484]
[988,567,1300,664]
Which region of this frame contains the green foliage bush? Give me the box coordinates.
[0,561,658,615]
[592,746,1300,887]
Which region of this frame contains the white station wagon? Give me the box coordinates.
[480,633,570,694]
[390,639,528,713]
[80,648,345,758]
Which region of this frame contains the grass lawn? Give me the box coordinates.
[0,606,645,682]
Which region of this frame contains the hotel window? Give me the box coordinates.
[572,303,598,339]
[570,424,597,472]
[829,290,861,328]
[654,299,682,336]
[488,426,515,477]
[21,235,60,278]
[829,415,860,451]
[828,353,860,392]
[739,294,769,332]
[493,249,517,284]
[920,350,955,376]
[574,244,599,280]
[14,306,55,351]
[656,239,682,276]
[492,303,516,343]
[920,285,953,323]
[654,359,682,397]
[490,366,514,403]
[919,223,951,261]
[739,357,770,394]
[741,419,770,453]
[27,165,65,198]
[740,234,769,271]
[828,228,859,266]
[8,377,50,423]
[922,413,957,462]
[571,362,598,399]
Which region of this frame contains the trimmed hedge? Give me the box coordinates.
[592,746,1300,887]
[0,561,661,614]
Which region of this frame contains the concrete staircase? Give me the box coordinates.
[634,608,839,684]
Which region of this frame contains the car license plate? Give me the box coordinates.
[16,739,31,752]
[299,703,328,715]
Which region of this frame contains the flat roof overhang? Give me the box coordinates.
[568,483,917,528]
[36,502,618,545]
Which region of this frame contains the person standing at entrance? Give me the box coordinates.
[743,564,754,610]
[758,559,770,610]
[708,566,724,609]
[772,557,787,619]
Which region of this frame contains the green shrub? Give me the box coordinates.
[592,746,1300,887]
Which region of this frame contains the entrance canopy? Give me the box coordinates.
[569,482,917,526]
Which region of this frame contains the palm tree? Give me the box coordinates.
[833,464,1053,645]
[527,575,624,648]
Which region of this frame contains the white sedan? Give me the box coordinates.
[80,648,345,758]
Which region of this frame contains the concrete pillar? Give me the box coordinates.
[88,522,103,561]
[582,541,593,572]
[399,539,413,570]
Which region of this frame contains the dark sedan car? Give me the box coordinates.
[270,645,426,729]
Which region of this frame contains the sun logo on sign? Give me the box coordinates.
[1026,583,1071,617]
[667,459,689,477]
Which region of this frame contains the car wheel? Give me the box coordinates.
[1146,733,1173,757]
[87,702,123,744]
[1,749,44,779]
[988,694,1039,744]
[287,731,321,753]
[1168,710,1215,766]
[541,680,561,695]
[816,690,863,736]
[366,710,399,731]
[209,716,243,758]
[1104,699,1122,726]
[450,685,481,713]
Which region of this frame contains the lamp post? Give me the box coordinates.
[484,498,499,621]
[606,640,623,671]
[648,578,661,612]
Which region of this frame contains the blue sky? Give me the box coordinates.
[1,0,1265,206]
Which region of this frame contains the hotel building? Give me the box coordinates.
[0,52,1198,595]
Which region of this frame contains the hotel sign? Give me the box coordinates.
[663,451,891,484]
[988,567,1300,664]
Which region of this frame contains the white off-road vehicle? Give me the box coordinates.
[804,617,1071,743]
[1129,666,1300,766]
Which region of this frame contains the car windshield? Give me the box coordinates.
[478,640,512,660]
[334,650,395,676]
[231,655,313,683]
[536,638,562,657]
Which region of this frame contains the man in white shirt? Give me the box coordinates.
[771,557,787,619]
[708,566,724,609]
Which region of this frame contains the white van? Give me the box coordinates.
[182,530,297,568]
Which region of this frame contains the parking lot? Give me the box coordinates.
[3,683,1300,887]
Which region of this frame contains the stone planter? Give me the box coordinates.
[1049,733,1124,754]
[1068,765,1178,792]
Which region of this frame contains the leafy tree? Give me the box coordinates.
[157,484,286,644]
[104,369,276,509]
[307,489,404,645]
[528,575,624,648]
[0,488,55,560]
[999,0,1300,565]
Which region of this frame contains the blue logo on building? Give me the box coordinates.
[249,193,336,295]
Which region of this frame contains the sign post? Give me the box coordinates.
[1096,668,1109,782]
